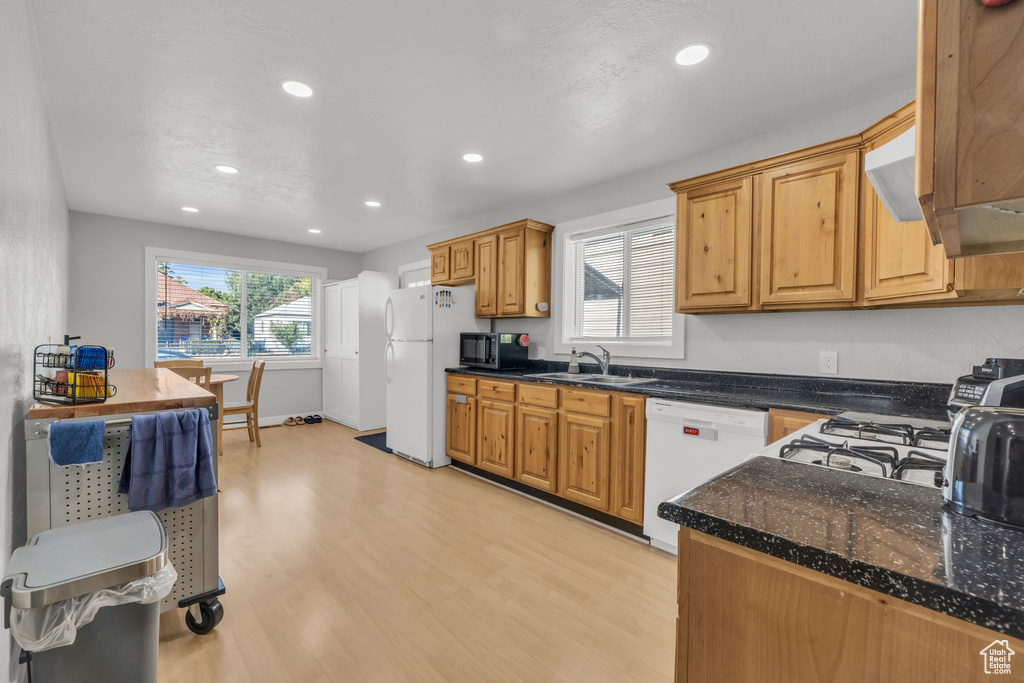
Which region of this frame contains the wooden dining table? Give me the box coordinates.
[208,374,239,455]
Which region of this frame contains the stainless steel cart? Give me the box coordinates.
[24,404,224,634]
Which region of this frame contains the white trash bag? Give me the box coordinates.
[10,563,177,652]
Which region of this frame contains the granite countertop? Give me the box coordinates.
[658,457,1024,639]
[446,363,950,421]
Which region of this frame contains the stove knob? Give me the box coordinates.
[934,472,946,488]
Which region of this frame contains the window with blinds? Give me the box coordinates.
[566,218,675,341]
[155,259,317,361]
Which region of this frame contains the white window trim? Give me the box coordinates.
[552,198,684,361]
[144,247,328,371]
[398,258,431,288]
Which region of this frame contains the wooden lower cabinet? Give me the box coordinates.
[477,399,516,478]
[515,405,559,493]
[611,394,646,523]
[446,375,646,523]
[445,393,477,465]
[676,528,1024,682]
[558,412,612,511]
[768,408,831,443]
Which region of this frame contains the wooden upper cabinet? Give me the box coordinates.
[475,236,498,317]
[759,152,859,306]
[955,253,1024,298]
[863,112,955,304]
[916,0,1024,257]
[428,220,553,318]
[450,240,475,283]
[676,177,754,311]
[430,247,451,284]
[498,228,526,315]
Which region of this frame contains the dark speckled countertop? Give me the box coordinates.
[658,457,1024,639]
[447,362,951,421]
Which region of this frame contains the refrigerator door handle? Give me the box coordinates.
[384,297,394,340]
[385,341,394,384]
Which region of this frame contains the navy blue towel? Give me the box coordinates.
[118,409,217,512]
[48,420,105,466]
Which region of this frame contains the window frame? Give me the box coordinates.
[554,198,685,361]
[144,247,328,371]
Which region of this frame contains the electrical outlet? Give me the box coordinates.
[820,351,838,375]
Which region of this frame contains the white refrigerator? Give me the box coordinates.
[384,286,486,467]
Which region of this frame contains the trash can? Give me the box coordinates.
[1,511,176,683]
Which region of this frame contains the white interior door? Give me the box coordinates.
[322,283,344,423]
[336,281,361,427]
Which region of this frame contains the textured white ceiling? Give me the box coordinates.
[31,0,917,253]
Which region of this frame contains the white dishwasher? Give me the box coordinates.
[643,398,769,553]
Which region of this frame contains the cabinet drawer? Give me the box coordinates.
[518,383,559,408]
[478,379,516,401]
[447,375,477,396]
[561,388,612,417]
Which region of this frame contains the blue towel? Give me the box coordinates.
[118,409,217,512]
[48,420,106,466]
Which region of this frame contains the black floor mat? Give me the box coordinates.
[354,431,392,454]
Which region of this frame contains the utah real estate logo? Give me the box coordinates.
[980,640,1015,675]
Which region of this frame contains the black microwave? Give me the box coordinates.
[460,333,529,370]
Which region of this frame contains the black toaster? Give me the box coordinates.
[944,407,1024,529]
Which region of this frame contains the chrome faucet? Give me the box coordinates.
[574,345,612,375]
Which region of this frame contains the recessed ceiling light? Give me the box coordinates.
[365,200,381,207]
[462,153,483,163]
[675,44,710,66]
[308,228,322,234]
[214,164,239,174]
[282,81,313,97]
[181,206,199,213]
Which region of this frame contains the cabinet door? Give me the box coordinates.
[954,253,1024,298]
[760,152,859,306]
[676,177,754,310]
[516,406,558,493]
[558,413,611,511]
[475,236,498,317]
[768,408,830,443]
[498,229,526,316]
[446,393,477,465]
[451,240,475,281]
[864,140,953,302]
[431,247,451,284]
[610,395,646,523]
[478,399,516,477]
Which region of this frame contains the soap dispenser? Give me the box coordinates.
[567,347,581,374]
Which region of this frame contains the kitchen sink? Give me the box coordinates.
[580,376,655,385]
[525,372,654,386]
[525,372,597,380]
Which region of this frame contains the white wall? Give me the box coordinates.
[0,1,71,679]
[360,89,1024,384]
[68,211,362,419]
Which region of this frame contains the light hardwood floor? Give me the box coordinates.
[158,420,677,683]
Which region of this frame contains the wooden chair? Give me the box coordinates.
[223,360,265,447]
[154,360,205,368]
[168,366,212,388]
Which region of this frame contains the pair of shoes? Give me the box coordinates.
[284,416,305,426]
[303,415,323,424]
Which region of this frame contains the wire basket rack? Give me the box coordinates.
[33,339,116,405]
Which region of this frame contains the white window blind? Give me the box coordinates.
[567,218,674,341]
[155,259,316,361]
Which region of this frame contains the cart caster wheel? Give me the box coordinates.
[185,599,223,635]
